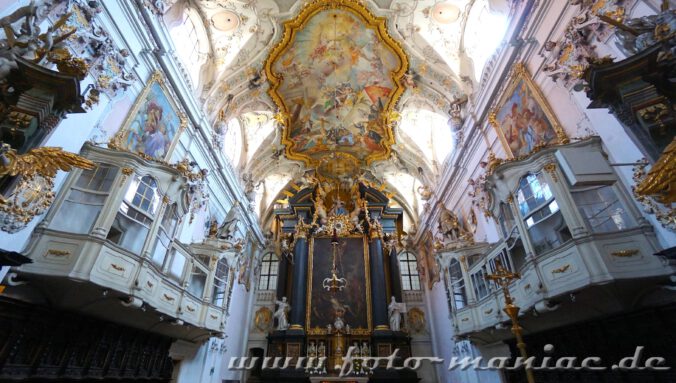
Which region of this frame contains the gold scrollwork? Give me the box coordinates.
[110,263,125,272]
[551,264,571,274]
[543,163,558,182]
[611,249,639,258]
[163,294,176,302]
[46,249,70,257]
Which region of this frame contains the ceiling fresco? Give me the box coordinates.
[265,0,409,178]
[163,0,513,225]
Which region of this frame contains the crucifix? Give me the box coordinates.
[485,260,536,383]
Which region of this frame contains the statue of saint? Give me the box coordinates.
[273,297,290,330]
[388,296,406,332]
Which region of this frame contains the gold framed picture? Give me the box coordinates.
[489,63,568,158]
[112,71,187,161]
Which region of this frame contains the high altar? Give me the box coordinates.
[259,176,418,382]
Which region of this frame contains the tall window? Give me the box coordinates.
[258,253,278,291]
[516,172,570,254]
[470,266,492,300]
[399,252,421,291]
[150,203,179,268]
[212,258,229,306]
[449,259,466,309]
[188,260,208,299]
[169,11,204,85]
[51,165,118,234]
[107,175,160,254]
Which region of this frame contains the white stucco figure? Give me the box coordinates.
[274,297,290,330]
[388,296,406,331]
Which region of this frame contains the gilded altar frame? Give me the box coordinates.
[112,71,188,162]
[264,0,409,168]
[305,235,373,335]
[489,63,568,159]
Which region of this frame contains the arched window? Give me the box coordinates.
[169,9,208,87]
[449,259,466,309]
[399,252,421,291]
[212,258,230,306]
[108,175,161,254]
[463,0,509,79]
[223,118,243,168]
[516,172,571,254]
[258,253,278,291]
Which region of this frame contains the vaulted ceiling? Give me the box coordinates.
[163,0,512,228]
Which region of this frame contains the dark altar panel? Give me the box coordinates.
[307,237,371,332]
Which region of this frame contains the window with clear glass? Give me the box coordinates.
[150,203,179,268]
[449,259,467,309]
[169,12,202,84]
[489,249,513,274]
[51,165,118,234]
[107,176,160,254]
[258,253,278,291]
[471,266,492,300]
[571,185,635,233]
[399,252,421,291]
[516,172,571,255]
[167,248,187,282]
[188,264,208,298]
[212,258,229,306]
[498,202,516,239]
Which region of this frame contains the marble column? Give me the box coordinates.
[288,230,309,331]
[369,226,389,331]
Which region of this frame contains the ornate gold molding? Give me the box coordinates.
[263,0,409,168]
[611,249,639,258]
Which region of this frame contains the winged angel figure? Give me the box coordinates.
[0,144,96,178]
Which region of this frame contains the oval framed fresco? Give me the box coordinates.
[264,0,409,176]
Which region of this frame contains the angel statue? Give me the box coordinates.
[388,296,406,332]
[0,144,95,179]
[274,297,290,331]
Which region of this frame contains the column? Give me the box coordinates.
[369,223,389,331]
[275,252,289,301]
[387,245,403,302]
[288,224,309,331]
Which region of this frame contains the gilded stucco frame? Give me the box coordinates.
[114,71,188,162]
[489,63,568,159]
[264,0,410,167]
[305,235,373,335]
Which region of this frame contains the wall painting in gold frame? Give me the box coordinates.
[489,63,568,159]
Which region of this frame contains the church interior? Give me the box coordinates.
[0,0,674,382]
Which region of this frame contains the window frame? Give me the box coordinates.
[448,259,467,310]
[257,253,279,291]
[399,251,421,291]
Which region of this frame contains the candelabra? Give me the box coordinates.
[322,229,347,292]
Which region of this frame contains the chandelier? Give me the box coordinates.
[322,229,347,292]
